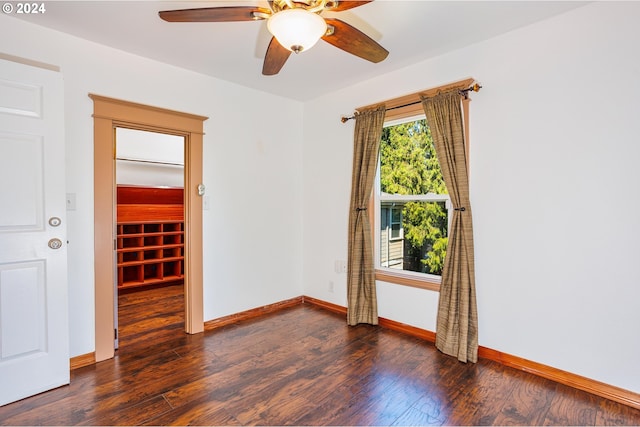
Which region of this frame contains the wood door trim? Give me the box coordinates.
[90,94,207,132]
[91,94,207,362]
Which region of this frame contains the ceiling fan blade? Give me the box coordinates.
[329,1,373,12]
[159,6,270,22]
[263,37,292,76]
[322,18,389,63]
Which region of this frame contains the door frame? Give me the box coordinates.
[90,94,207,362]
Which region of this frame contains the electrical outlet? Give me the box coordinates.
[328,280,334,293]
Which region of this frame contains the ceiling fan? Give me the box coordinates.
[159,0,389,75]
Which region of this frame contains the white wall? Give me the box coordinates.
[0,14,305,358]
[116,128,184,187]
[116,160,184,188]
[302,2,640,394]
[116,128,185,165]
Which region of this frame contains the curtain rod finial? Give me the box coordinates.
[460,83,483,99]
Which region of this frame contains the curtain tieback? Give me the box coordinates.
[454,207,466,212]
[355,207,367,211]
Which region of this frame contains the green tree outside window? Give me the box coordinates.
[380,119,448,275]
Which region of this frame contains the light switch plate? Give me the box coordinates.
[66,193,76,210]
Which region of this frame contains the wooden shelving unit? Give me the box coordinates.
[116,221,184,289]
[116,186,184,290]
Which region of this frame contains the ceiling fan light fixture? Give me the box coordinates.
[267,8,327,54]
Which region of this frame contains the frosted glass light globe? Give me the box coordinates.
[267,8,327,53]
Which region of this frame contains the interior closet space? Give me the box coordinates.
[115,127,185,346]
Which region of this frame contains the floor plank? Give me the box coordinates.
[2,284,639,426]
[542,384,598,426]
[492,373,557,426]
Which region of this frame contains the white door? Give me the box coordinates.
[0,58,69,406]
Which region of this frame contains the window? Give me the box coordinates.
[380,205,404,268]
[374,117,450,289]
[389,206,402,240]
[353,77,473,291]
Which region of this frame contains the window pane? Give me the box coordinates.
[391,208,401,223]
[401,201,448,275]
[381,207,389,229]
[378,201,448,274]
[378,119,448,276]
[390,223,401,239]
[379,119,447,196]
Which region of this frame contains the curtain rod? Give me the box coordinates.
[340,83,482,123]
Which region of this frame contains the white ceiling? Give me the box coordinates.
[12,1,586,101]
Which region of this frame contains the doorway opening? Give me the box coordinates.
[115,128,185,351]
[91,94,208,362]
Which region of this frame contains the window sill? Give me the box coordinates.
[375,269,441,292]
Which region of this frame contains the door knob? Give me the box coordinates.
[48,238,63,249]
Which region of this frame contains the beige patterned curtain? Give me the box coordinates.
[422,91,478,363]
[347,106,386,326]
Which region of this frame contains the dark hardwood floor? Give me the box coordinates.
[1,284,640,426]
[117,283,186,353]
